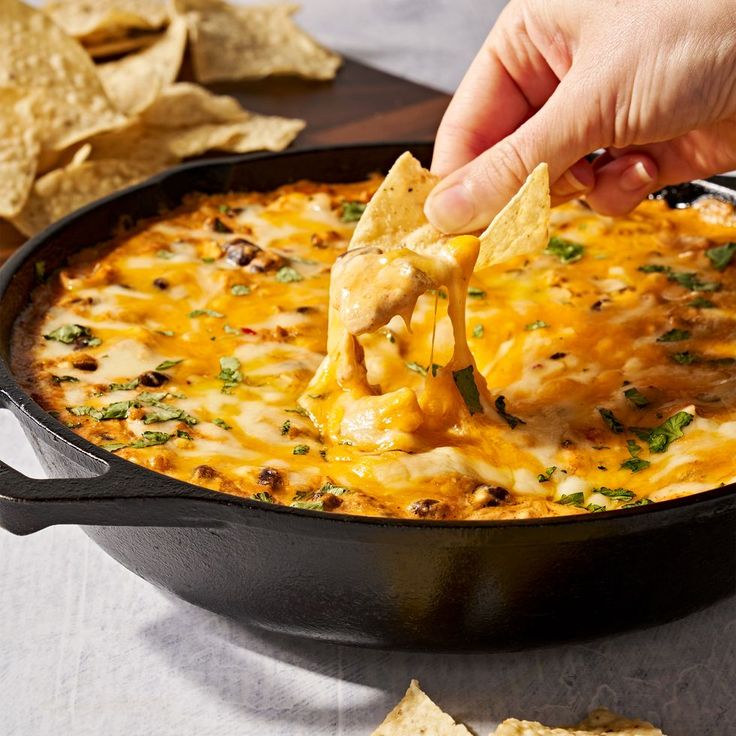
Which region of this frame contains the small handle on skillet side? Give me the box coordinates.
[0,393,226,536]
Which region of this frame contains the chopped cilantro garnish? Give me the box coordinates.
[467,286,486,299]
[638,264,671,274]
[218,204,233,215]
[453,365,484,415]
[101,443,128,452]
[667,271,720,292]
[340,200,367,222]
[623,387,649,408]
[595,486,635,502]
[252,491,276,503]
[50,375,80,385]
[318,482,349,496]
[281,419,291,436]
[213,418,232,430]
[189,309,225,318]
[558,492,585,507]
[689,297,716,309]
[157,329,175,337]
[285,406,308,417]
[537,466,556,483]
[587,503,607,513]
[645,411,694,453]
[405,361,428,376]
[176,430,193,440]
[657,328,691,342]
[705,242,736,271]
[293,444,310,455]
[44,324,101,347]
[525,320,550,331]
[218,356,242,393]
[109,378,140,391]
[545,236,584,263]
[275,266,303,283]
[598,407,624,433]
[621,457,651,472]
[290,500,324,510]
[231,284,251,296]
[670,351,699,365]
[156,249,174,259]
[494,395,525,428]
[472,324,485,339]
[155,359,183,371]
[621,498,654,508]
[130,431,170,448]
[144,405,195,425]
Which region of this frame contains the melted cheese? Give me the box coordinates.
[11,180,736,519]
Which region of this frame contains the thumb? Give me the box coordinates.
[425,73,601,233]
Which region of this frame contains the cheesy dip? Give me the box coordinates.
[12,177,736,519]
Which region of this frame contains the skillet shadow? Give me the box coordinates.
[140,590,736,736]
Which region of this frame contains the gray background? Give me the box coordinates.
[2,2,735,734]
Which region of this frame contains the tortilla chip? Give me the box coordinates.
[43,0,169,43]
[349,152,550,270]
[370,681,472,736]
[0,0,126,151]
[0,88,40,218]
[476,163,550,270]
[174,0,341,83]
[97,16,188,114]
[85,89,302,164]
[85,32,161,59]
[10,159,161,237]
[166,114,305,158]
[140,83,248,128]
[494,709,662,736]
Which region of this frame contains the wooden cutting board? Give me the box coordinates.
[208,57,451,147]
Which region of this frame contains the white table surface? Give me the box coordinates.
[3,3,736,734]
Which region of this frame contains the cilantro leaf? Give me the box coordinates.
[621,457,651,472]
[453,365,484,415]
[213,418,232,430]
[293,444,310,455]
[558,492,585,507]
[598,407,624,433]
[623,387,649,408]
[275,266,303,283]
[281,419,291,436]
[545,236,584,263]
[638,264,671,274]
[621,498,654,508]
[50,375,80,385]
[405,361,428,377]
[705,242,736,271]
[525,320,550,331]
[472,324,485,338]
[130,431,170,448]
[537,466,556,483]
[44,324,101,348]
[667,271,720,292]
[341,201,367,222]
[252,491,276,503]
[657,328,690,342]
[595,486,635,502]
[218,356,242,392]
[645,411,694,453]
[689,297,716,309]
[494,395,524,428]
[189,309,224,318]
[155,359,183,371]
[231,284,251,296]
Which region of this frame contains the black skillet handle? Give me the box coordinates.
[0,392,227,535]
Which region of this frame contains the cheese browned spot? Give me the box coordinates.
[10,177,736,519]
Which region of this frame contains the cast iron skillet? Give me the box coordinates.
[1,143,736,651]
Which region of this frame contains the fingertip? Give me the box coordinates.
[585,153,658,216]
[550,158,595,200]
[424,179,477,233]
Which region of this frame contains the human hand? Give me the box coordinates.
[424,0,736,233]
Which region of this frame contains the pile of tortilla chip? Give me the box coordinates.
[0,0,342,256]
[371,681,666,736]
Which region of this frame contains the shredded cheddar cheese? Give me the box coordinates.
[11,177,736,519]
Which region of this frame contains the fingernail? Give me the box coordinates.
[620,161,655,192]
[562,168,588,192]
[425,183,475,233]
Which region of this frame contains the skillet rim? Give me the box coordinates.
[1,141,736,530]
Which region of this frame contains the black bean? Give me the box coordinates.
[153,278,169,290]
[258,467,283,490]
[71,354,98,371]
[224,238,261,266]
[408,498,440,517]
[193,465,218,480]
[138,371,169,388]
[550,352,567,360]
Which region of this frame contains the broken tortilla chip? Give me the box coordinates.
[173,0,341,83]
[85,32,161,60]
[140,83,249,128]
[0,0,126,151]
[97,16,188,115]
[349,152,550,270]
[43,0,169,43]
[370,681,472,736]
[0,87,40,219]
[494,709,663,736]
[10,159,161,237]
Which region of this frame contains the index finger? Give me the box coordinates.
[432,8,560,177]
